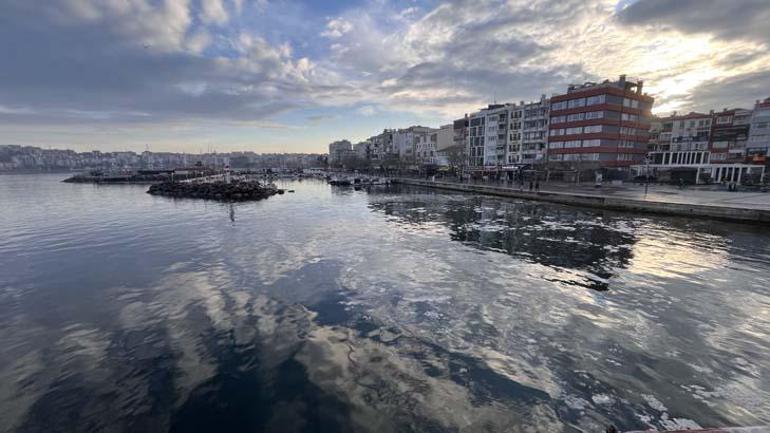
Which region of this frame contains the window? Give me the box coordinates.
[582,139,601,147]
[621,113,639,122]
[567,113,585,122]
[620,127,636,135]
[584,125,602,133]
[551,115,566,124]
[549,141,564,149]
[564,140,582,148]
[586,95,605,105]
[566,127,583,135]
[622,98,639,108]
[550,129,564,137]
[567,98,586,108]
[551,101,567,110]
[584,111,604,120]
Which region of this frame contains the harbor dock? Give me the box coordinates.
[394,178,770,224]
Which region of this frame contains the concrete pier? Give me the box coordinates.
[394,179,770,224]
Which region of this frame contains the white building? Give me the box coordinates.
[467,97,549,169]
[467,104,512,167]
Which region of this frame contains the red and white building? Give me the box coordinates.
[547,75,654,172]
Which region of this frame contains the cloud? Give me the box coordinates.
[616,0,770,43]
[0,0,329,127]
[356,105,377,116]
[1,0,770,150]
[321,18,353,39]
[673,71,770,113]
[200,0,229,25]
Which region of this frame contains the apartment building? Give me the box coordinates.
[710,108,752,163]
[435,124,454,166]
[328,140,352,165]
[393,126,437,165]
[415,129,440,165]
[354,141,370,160]
[467,104,511,167]
[646,112,712,167]
[368,129,396,161]
[748,97,770,162]
[547,75,654,171]
[516,95,549,165]
[641,108,765,184]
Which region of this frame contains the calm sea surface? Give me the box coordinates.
[0,174,768,433]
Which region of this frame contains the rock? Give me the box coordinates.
[147,180,283,202]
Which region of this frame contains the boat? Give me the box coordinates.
[328,176,352,186]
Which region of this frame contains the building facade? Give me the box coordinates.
[415,128,440,165]
[640,108,765,184]
[646,112,712,168]
[748,97,770,163]
[434,124,455,166]
[467,104,510,167]
[328,140,352,165]
[368,130,396,162]
[547,75,654,172]
[354,141,370,160]
[516,95,549,165]
[710,108,752,163]
[393,126,438,165]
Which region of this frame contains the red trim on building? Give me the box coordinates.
[552,133,648,142]
[549,146,647,154]
[550,119,651,130]
[550,86,654,104]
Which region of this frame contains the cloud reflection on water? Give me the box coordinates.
[0,178,769,432]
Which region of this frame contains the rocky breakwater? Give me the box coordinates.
[147,181,284,201]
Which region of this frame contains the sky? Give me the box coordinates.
[0,0,769,154]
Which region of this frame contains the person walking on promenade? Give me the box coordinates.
[529,180,533,191]
[535,179,540,191]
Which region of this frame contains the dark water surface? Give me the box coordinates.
[1,174,768,433]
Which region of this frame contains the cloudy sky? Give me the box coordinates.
[1,0,769,153]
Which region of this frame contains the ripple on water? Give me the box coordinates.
[0,176,769,432]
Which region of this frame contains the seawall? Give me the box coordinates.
[393,179,770,224]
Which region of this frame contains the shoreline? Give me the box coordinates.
[394,178,770,224]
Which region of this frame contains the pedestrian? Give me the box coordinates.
[535,180,540,191]
[529,180,533,191]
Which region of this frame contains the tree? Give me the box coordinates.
[444,144,466,170]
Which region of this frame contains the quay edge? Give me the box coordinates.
[393,179,770,224]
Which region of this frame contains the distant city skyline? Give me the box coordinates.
[1,0,769,153]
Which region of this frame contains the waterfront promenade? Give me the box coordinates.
[395,178,770,223]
